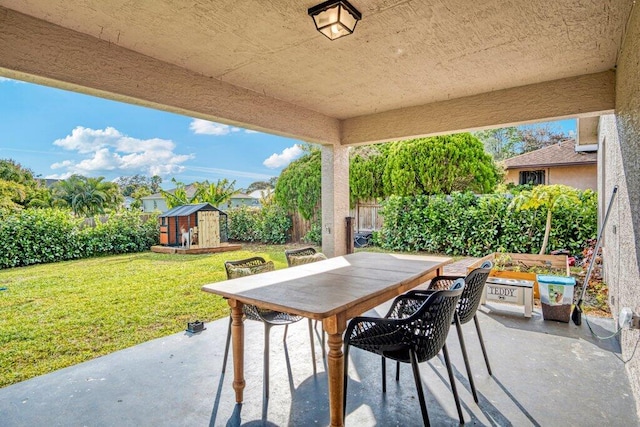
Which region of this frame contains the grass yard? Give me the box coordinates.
[0,245,296,388]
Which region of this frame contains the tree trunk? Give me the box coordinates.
[539,208,552,255]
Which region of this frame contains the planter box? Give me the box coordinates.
[468,253,570,299]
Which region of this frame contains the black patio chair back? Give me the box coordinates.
[405,264,493,404]
[457,267,492,324]
[419,266,491,325]
[344,281,465,425]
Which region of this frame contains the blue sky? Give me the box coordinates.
[0,76,576,190]
[0,77,305,190]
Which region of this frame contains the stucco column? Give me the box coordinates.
[604,2,640,418]
[321,143,349,257]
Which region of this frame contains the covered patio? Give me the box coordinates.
[0,290,634,426]
[1,0,640,424]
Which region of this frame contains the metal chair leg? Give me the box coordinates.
[283,324,288,341]
[381,356,387,393]
[473,314,492,375]
[396,361,400,382]
[455,315,479,403]
[221,316,232,374]
[442,344,464,425]
[409,350,430,427]
[308,319,317,375]
[343,341,351,419]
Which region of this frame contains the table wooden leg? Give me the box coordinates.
[229,299,245,403]
[324,314,346,427]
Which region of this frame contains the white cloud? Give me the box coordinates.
[50,126,193,177]
[53,126,122,154]
[50,160,74,170]
[0,77,25,84]
[45,172,74,179]
[263,144,303,169]
[189,119,241,136]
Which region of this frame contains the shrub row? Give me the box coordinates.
[226,205,291,244]
[374,191,597,256]
[0,208,159,269]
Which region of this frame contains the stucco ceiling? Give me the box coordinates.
[0,0,633,142]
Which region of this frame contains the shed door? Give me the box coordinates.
[159,224,169,245]
[197,211,220,248]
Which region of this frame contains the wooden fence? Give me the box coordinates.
[350,200,383,232]
[288,200,383,243]
[290,213,313,243]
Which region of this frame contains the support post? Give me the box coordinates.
[321,144,350,257]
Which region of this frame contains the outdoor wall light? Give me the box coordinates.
[308,0,362,41]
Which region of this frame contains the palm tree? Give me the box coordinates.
[160,178,196,209]
[510,184,580,255]
[193,179,239,207]
[52,175,122,216]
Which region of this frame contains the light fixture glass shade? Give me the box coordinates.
[308,0,362,41]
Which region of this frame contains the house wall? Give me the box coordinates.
[504,165,597,190]
[224,198,261,209]
[601,3,640,417]
[142,198,168,213]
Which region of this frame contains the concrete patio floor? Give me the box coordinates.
[0,270,637,426]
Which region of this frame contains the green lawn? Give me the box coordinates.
[0,246,293,388]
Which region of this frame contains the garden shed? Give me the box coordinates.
[158,203,228,249]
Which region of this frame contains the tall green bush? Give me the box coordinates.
[227,206,262,242]
[0,208,158,269]
[81,211,159,256]
[376,190,596,256]
[227,205,291,244]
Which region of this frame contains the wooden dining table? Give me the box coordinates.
[201,252,452,427]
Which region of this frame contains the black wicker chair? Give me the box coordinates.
[220,256,317,408]
[284,247,328,357]
[344,280,466,426]
[401,263,493,403]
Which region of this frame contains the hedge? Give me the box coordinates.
[0,208,159,269]
[227,204,291,244]
[374,190,597,256]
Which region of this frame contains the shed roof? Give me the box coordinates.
[159,203,222,218]
[502,140,597,169]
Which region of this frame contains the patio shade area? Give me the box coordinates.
[1,1,640,422]
[0,299,635,426]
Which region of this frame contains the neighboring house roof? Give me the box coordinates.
[231,193,254,199]
[247,189,273,199]
[502,140,597,169]
[142,183,197,200]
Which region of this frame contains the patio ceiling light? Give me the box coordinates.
[308,0,362,41]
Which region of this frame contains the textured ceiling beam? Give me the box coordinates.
[0,7,340,145]
[341,71,616,145]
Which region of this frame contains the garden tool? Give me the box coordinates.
[572,185,618,326]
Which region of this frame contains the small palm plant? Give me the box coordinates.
[509,184,580,255]
[193,179,239,207]
[160,178,195,209]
